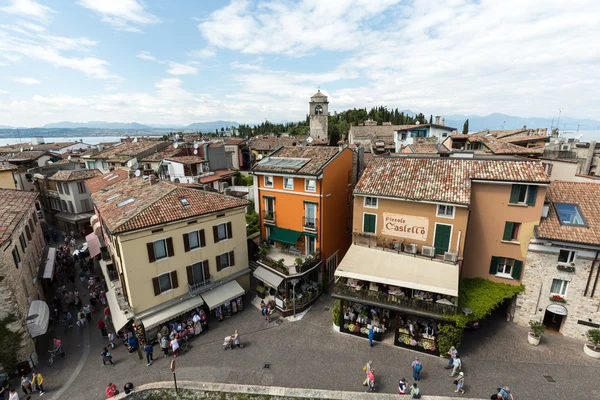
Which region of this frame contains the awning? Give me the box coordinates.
[26,300,49,338]
[253,266,284,289]
[86,232,101,258]
[140,296,205,330]
[106,289,132,332]
[93,222,101,235]
[42,247,56,279]
[334,244,459,297]
[90,214,99,226]
[201,280,245,310]
[268,227,302,246]
[55,211,95,223]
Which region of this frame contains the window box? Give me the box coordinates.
[557,265,576,273]
[549,295,567,303]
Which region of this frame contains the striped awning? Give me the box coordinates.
[86,233,101,258]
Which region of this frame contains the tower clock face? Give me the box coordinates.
[315,105,323,115]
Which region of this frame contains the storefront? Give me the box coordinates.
[200,280,246,321]
[340,301,390,341]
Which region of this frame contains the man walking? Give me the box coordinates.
[368,326,374,347]
[144,342,154,366]
[101,347,114,366]
[83,304,92,323]
[160,334,169,357]
[445,346,457,369]
[411,357,422,381]
[97,319,108,337]
[32,371,45,396]
[450,354,462,377]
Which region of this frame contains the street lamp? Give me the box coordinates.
[291,278,300,318]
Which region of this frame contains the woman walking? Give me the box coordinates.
[455,371,465,394]
[161,334,169,357]
[101,347,114,366]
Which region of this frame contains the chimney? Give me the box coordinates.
[441,118,445,126]
[435,116,441,125]
[149,175,158,185]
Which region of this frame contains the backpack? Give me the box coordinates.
[415,363,422,372]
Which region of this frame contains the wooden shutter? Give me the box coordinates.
[28,219,34,235]
[183,233,190,252]
[364,214,375,233]
[199,229,206,247]
[147,242,156,263]
[202,260,210,280]
[186,265,194,285]
[213,225,219,243]
[509,185,521,204]
[166,237,174,257]
[170,271,179,289]
[25,225,31,241]
[227,222,233,239]
[152,277,160,296]
[229,250,235,267]
[216,255,222,272]
[526,186,538,206]
[489,256,499,275]
[511,260,523,279]
[502,222,514,241]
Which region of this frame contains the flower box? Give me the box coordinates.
[549,295,567,303]
[557,265,575,273]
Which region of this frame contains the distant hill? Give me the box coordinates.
[185,120,239,131]
[43,121,153,129]
[443,113,600,132]
[0,125,15,129]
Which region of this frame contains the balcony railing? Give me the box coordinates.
[263,211,276,223]
[188,278,213,295]
[47,190,59,198]
[276,285,322,311]
[334,283,458,316]
[259,249,322,276]
[303,216,318,230]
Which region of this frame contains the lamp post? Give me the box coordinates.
[291,278,300,318]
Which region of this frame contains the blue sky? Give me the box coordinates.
[0,0,599,127]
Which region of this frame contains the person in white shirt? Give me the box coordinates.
[170,337,180,357]
[8,387,20,400]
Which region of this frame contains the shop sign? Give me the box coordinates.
[381,213,428,241]
[547,304,568,316]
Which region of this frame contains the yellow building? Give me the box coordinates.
[89,175,250,341]
[0,162,17,189]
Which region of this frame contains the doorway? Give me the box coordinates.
[543,310,564,332]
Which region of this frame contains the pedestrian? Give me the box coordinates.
[101,347,114,366]
[123,382,134,395]
[232,330,241,348]
[53,338,65,358]
[99,291,107,307]
[410,383,421,399]
[411,357,422,381]
[76,310,86,328]
[144,342,154,366]
[455,371,465,394]
[445,346,457,369]
[20,375,32,395]
[8,387,19,400]
[450,354,462,377]
[368,325,374,347]
[260,300,266,317]
[97,319,108,337]
[104,305,110,322]
[108,331,116,349]
[90,290,98,307]
[105,382,118,398]
[83,304,92,322]
[365,368,375,392]
[160,334,169,357]
[494,386,514,400]
[79,269,86,283]
[31,371,45,395]
[362,360,373,386]
[170,336,180,357]
[398,378,407,395]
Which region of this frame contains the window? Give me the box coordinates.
[489,256,522,279]
[399,132,407,141]
[146,238,174,262]
[117,198,135,207]
[304,203,317,229]
[67,201,74,213]
[33,212,38,225]
[216,251,235,271]
[437,205,454,218]
[558,250,576,265]
[188,260,210,285]
[502,222,521,241]
[57,182,63,194]
[179,197,190,206]
[306,235,316,255]
[63,183,70,195]
[509,184,537,206]
[364,196,378,208]
[555,203,586,226]
[283,177,294,190]
[305,179,316,192]
[185,229,205,251]
[214,222,232,242]
[87,161,96,169]
[497,258,514,277]
[264,175,273,188]
[25,225,31,241]
[19,233,27,253]
[12,247,20,268]
[61,200,67,212]
[158,273,172,292]
[152,271,178,295]
[77,182,86,194]
[363,213,376,233]
[550,279,568,296]
[81,199,90,211]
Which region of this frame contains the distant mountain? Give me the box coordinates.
[443,113,600,132]
[185,120,239,132]
[43,121,153,129]
[148,124,185,129]
[0,125,15,129]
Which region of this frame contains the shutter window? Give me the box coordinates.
[526,186,538,206]
[489,256,499,275]
[25,225,31,241]
[229,250,235,267]
[170,271,179,289]
[227,222,233,239]
[183,233,190,252]
[363,214,376,233]
[202,260,210,280]
[502,222,514,241]
[509,185,521,204]
[213,226,219,243]
[199,229,206,247]
[147,242,156,263]
[152,277,160,296]
[511,260,523,279]
[166,237,174,257]
[216,255,222,272]
[186,265,193,285]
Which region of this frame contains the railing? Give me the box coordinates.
[47,190,59,198]
[259,249,321,276]
[264,211,275,223]
[276,286,322,311]
[188,278,213,295]
[334,284,458,316]
[302,216,318,230]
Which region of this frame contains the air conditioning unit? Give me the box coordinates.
[444,252,458,263]
[421,246,435,257]
[404,243,417,254]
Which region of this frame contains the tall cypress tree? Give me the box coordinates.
[462,119,469,135]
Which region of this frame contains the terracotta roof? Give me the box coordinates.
[355,157,549,205]
[252,146,340,175]
[349,125,413,140]
[406,139,450,154]
[0,162,17,171]
[198,169,239,184]
[224,138,246,145]
[92,141,167,160]
[482,140,545,155]
[85,169,130,193]
[0,150,47,160]
[537,181,600,245]
[92,178,248,233]
[140,144,180,162]
[30,142,77,151]
[49,169,101,182]
[164,156,206,165]
[249,136,307,151]
[0,189,38,245]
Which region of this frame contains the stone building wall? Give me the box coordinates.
[513,243,600,341]
[0,206,46,366]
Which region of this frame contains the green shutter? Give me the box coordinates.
[509,185,521,204]
[434,224,452,255]
[526,186,538,206]
[363,214,376,233]
[489,256,499,275]
[502,222,514,241]
[512,260,523,279]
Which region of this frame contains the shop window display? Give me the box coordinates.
[214,297,244,321]
[395,314,438,354]
[341,302,390,341]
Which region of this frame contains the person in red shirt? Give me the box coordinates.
[106,382,118,398]
[97,319,108,337]
[104,305,110,323]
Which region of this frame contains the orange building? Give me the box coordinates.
[252,145,354,315]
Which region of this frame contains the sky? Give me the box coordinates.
[0,0,599,127]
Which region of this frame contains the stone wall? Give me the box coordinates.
[513,242,600,341]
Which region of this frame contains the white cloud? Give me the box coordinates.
[77,0,160,32]
[0,89,9,95]
[188,48,216,58]
[136,50,161,63]
[0,0,55,22]
[167,62,198,76]
[12,77,40,84]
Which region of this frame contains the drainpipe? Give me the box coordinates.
[584,250,599,297]
[590,251,600,298]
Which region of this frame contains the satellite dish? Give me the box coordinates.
[193,150,198,155]
[415,121,420,125]
[133,137,138,142]
[257,154,263,160]
[173,143,179,149]
[306,137,313,143]
[67,155,72,161]
[193,143,199,149]
[20,147,23,152]
[134,169,141,177]
[30,146,33,150]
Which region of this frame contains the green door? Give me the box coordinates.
[434,224,452,255]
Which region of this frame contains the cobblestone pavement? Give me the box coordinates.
[33,291,600,400]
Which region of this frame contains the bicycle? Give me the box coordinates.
[48,348,64,366]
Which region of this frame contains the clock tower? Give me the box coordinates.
[309,90,328,141]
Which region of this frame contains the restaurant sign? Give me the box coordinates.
[381,213,428,241]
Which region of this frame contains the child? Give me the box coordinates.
[398,378,407,394]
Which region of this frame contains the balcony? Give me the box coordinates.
[47,190,59,198]
[263,211,276,223]
[258,247,322,276]
[188,278,213,295]
[302,216,318,230]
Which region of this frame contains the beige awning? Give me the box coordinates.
[140,296,205,330]
[26,300,50,338]
[201,280,245,310]
[253,266,284,289]
[106,289,132,332]
[334,244,459,297]
[90,214,98,226]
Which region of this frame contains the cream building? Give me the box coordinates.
[89,175,250,341]
[0,162,17,189]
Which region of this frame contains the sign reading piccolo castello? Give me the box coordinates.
[381,213,428,241]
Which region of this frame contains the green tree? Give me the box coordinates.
[462,119,469,135]
[429,115,433,124]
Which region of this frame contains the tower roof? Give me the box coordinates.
[311,90,327,98]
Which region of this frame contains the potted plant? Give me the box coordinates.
[549,294,567,303]
[256,285,266,299]
[528,320,546,346]
[583,329,600,359]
